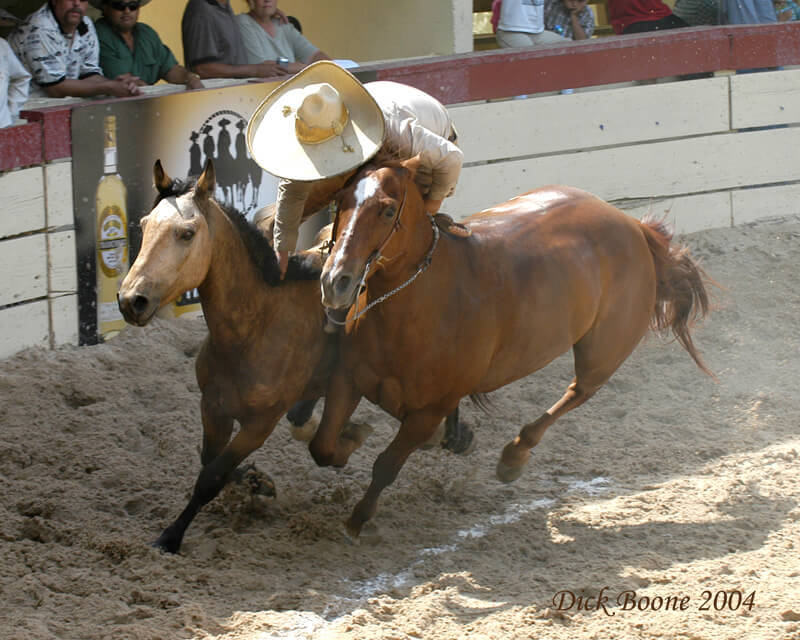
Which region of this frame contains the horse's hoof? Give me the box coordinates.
[151,533,181,554]
[290,418,318,442]
[341,422,373,448]
[341,520,360,546]
[442,421,476,456]
[420,420,446,450]
[496,460,525,484]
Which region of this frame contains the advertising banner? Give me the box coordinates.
[71,81,282,344]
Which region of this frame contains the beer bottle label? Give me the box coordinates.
[98,206,128,277]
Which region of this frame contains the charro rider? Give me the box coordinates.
[247,60,473,455]
[246,59,463,280]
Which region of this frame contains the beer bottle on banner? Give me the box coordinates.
[95,114,129,340]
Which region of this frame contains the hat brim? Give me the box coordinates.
[88,0,151,9]
[247,61,385,181]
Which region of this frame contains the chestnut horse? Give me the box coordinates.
[317,155,713,540]
[117,161,372,553]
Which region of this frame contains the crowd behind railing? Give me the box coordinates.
[0,0,795,131]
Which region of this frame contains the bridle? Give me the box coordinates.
[325,184,440,325]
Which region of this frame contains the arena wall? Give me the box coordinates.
[1,25,800,358]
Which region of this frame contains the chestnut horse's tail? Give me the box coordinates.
[639,215,714,377]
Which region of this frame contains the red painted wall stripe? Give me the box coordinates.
[0,122,42,171]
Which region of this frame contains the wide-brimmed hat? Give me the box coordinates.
[0,7,20,26]
[88,0,151,9]
[247,60,385,181]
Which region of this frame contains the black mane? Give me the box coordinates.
[155,178,321,286]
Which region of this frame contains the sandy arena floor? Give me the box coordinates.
[0,218,798,640]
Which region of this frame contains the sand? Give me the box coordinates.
[1,217,799,640]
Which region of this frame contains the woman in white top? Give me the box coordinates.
[0,10,31,129]
[496,0,567,47]
[237,0,330,72]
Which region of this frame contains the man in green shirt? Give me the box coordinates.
[92,0,203,89]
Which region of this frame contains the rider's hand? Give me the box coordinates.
[276,249,289,280]
[424,198,443,215]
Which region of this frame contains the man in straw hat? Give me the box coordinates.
[91,0,203,90]
[248,61,474,455]
[247,60,463,280]
[8,0,139,97]
[1,8,30,128]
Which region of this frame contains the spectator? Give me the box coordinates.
[606,0,689,34]
[1,10,31,128]
[720,0,777,23]
[774,0,800,20]
[92,0,203,90]
[8,0,139,98]
[496,0,567,47]
[672,0,722,25]
[182,0,290,80]
[237,0,330,72]
[544,0,596,39]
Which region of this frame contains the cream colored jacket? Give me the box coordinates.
[274,80,462,253]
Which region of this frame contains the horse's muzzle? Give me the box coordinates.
[320,267,359,311]
[117,289,160,326]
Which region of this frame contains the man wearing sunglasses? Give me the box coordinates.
[8,0,140,98]
[92,0,204,90]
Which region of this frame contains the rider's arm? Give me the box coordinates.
[274,179,313,254]
[404,119,464,201]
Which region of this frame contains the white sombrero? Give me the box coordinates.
[247,61,385,181]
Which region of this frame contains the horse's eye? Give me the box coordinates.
[139,217,148,229]
[179,229,195,242]
[383,206,396,219]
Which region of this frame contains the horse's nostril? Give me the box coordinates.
[333,274,352,296]
[132,295,149,314]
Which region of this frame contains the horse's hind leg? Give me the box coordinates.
[496,378,599,483]
[497,311,651,484]
[154,412,281,554]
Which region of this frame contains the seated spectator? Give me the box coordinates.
[8,0,139,98]
[774,0,800,20]
[672,0,722,25]
[237,0,330,72]
[1,10,31,128]
[92,0,203,90]
[544,0,596,39]
[496,0,568,48]
[607,0,689,34]
[720,0,777,22]
[182,0,291,80]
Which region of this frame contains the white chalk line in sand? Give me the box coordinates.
[230,477,614,640]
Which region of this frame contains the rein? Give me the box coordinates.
[325,187,440,325]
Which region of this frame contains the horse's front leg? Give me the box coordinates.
[200,395,234,466]
[345,408,444,540]
[309,370,369,467]
[153,411,281,554]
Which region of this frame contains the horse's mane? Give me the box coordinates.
[154,178,321,286]
[339,144,409,193]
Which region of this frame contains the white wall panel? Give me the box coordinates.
[452,78,731,163]
[0,235,48,307]
[0,167,45,238]
[51,294,78,347]
[45,162,75,229]
[48,230,78,294]
[730,68,800,129]
[731,183,800,225]
[0,300,49,358]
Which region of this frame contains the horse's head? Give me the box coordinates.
[118,160,216,326]
[320,155,424,311]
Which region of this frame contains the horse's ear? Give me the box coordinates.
[195,159,216,201]
[153,160,172,195]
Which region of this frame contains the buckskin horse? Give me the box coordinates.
[316,154,713,540]
[117,160,375,554]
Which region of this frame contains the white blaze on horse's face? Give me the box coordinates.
[329,174,381,274]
